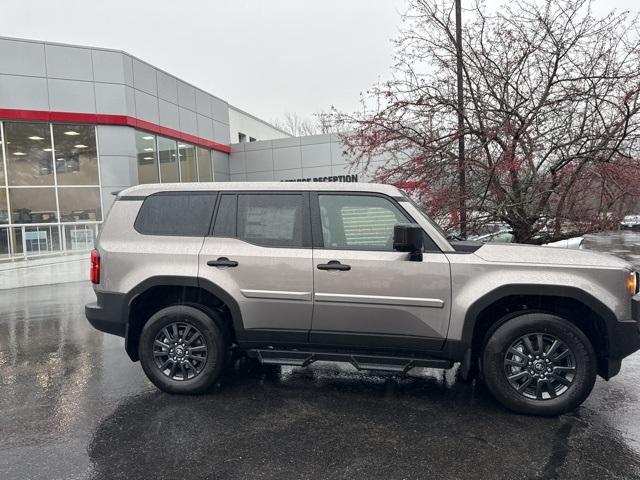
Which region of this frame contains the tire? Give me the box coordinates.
[139,305,228,394]
[482,313,597,416]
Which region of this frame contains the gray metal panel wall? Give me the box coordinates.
[229,134,371,183]
[0,36,231,145]
[96,126,138,198]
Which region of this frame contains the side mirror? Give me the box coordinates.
[393,223,423,261]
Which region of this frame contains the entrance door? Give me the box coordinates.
[198,192,313,344]
[310,193,451,351]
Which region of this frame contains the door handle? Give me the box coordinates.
[207,257,239,268]
[317,260,351,271]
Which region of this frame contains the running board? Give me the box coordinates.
[248,349,452,374]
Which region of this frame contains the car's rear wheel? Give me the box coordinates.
[139,305,227,394]
[482,313,597,416]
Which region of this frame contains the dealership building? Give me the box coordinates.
[0,36,375,260]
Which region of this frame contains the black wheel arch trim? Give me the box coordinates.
[460,284,617,343]
[123,275,246,361]
[454,284,630,369]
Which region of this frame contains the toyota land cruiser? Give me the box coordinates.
[85,182,640,415]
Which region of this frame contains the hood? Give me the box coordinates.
[473,243,631,269]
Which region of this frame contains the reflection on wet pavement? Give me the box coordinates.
[1,233,640,479]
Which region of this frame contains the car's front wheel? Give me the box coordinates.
[482,313,597,416]
[139,305,227,394]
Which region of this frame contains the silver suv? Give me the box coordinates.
[85,182,640,415]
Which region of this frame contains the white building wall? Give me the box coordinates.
[228,106,291,143]
[228,133,382,183]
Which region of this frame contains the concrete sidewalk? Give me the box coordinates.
[0,253,89,290]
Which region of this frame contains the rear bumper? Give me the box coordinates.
[601,296,640,379]
[85,291,127,337]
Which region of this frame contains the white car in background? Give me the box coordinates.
[471,229,584,249]
[621,215,640,230]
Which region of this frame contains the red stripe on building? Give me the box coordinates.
[0,108,231,153]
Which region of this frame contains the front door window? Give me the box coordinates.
[318,194,408,251]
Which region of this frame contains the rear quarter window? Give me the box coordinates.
[134,192,217,236]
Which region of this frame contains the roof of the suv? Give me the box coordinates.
[118,182,404,198]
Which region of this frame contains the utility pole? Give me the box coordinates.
[455,0,467,238]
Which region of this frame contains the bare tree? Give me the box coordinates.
[273,112,318,136]
[315,110,341,134]
[274,111,342,136]
[335,0,640,242]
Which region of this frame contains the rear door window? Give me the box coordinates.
[236,193,308,248]
[134,192,217,236]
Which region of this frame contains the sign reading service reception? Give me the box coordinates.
[281,174,358,183]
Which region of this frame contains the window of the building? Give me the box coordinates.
[238,132,247,143]
[158,136,179,183]
[11,225,60,256]
[9,187,57,223]
[0,124,5,185]
[237,194,306,248]
[196,147,213,182]
[318,194,409,251]
[178,143,197,182]
[249,137,256,142]
[213,194,236,237]
[0,228,9,258]
[0,189,8,224]
[4,122,54,186]
[135,192,217,236]
[58,187,102,222]
[63,223,97,251]
[52,124,98,185]
[135,131,159,184]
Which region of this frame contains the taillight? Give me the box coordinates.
[90,249,100,284]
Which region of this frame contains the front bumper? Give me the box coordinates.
[85,291,127,337]
[601,295,640,379]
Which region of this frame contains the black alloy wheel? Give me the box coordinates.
[482,313,597,416]
[139,305,227,394]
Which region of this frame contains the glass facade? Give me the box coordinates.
[4,122,54,186]
[158,136,179,183]
[0,188,7,224]
[58,187,101,222]
[52,124,99,185]
[135,131,159,184]
[136,134,215,184]
[179,143,197,182]
[0,227,9,259]
[9,187,58,223]
[63,223,98,252]
[1,120,217,260]
[196,146,213,182]
[0,120,103,259]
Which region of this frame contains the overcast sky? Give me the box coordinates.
[1,0,637,125]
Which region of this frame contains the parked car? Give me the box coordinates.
[621,214,640,230]
[471,227,584,250]
[543,237,584,249]
[85,182,640,416]
[469,228,515,243]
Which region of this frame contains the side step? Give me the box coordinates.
[248,349,453,374]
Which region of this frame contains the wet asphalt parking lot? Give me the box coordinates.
[2,232,640,480]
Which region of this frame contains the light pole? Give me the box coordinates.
[455,0,467,238]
